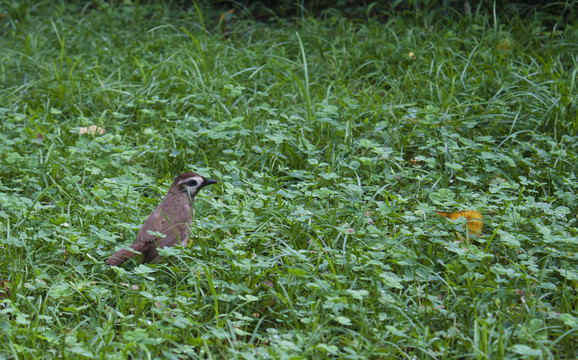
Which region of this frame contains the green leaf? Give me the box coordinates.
[287,268,307,276]
[511,344,542,356]
[239,294,259,302]
[429,189,456,206]
[334,316,352,326]
[560,314,578,328]
[48,284,74,299]
[346,289,369,300]
[380,272,403,289]
[316,344,339,354]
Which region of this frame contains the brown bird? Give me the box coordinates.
[106,172,217,266]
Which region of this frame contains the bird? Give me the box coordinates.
[106,172,217,266]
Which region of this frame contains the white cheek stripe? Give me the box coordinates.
[177,177,201,186]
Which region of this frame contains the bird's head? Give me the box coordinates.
[173,172,218,197]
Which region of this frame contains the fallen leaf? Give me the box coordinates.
[409,158,422,166]
[489,177,505,185]
[0,279,10,313]
[496,38,512,51]
[219,9,235,23]
[436,210,483,235]
[79,125,105,135]
[0,279,10,300]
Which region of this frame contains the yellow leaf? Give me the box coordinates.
[436,210,483,235]
[496,38,512,51]
[219,9,235,23]
[79,125,105,135]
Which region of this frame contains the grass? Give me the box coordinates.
[1,1,577,358]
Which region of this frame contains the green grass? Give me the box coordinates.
[1,1,577,358]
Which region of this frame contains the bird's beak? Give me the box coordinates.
[202,179,218,187]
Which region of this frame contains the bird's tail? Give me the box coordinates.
[105,243,144,266]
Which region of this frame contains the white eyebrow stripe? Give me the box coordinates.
[178,177,201,186]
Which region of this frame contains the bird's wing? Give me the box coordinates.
[136,207,173,243]
[135,206,191,246]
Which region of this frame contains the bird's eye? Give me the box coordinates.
[186,180,198,187]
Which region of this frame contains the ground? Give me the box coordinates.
[0,1,577,358]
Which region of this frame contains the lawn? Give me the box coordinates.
[1,1,577,358]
